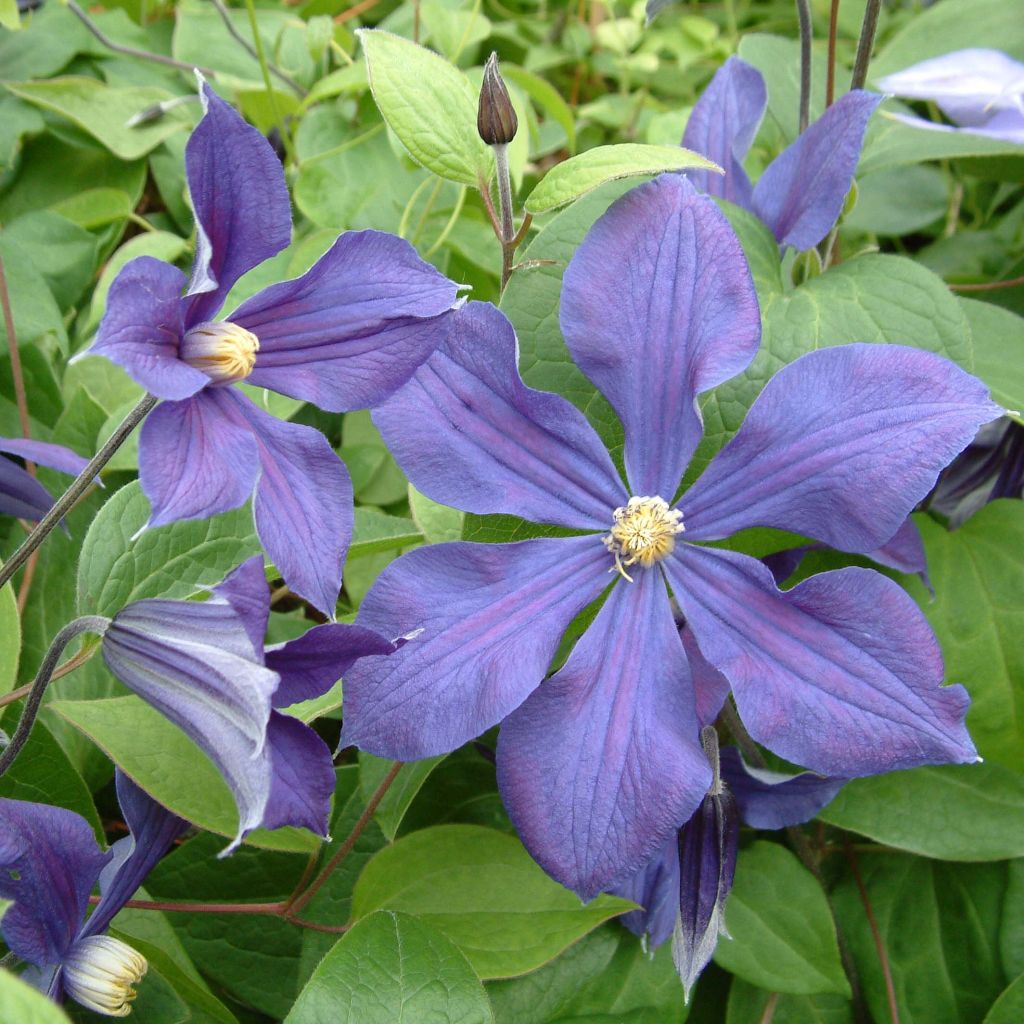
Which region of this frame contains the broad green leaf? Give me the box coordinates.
[961,298,1024,424]
[52,695,317,853]
[0,715,103,840]
[359,29,493,187]
[409,484,465,543]
[525,144,718,213]
[844,165,949,236]
[77,482,261,618]
[359,751,444,841]
[4,78,190,160]
[726,980,853,1024]
[0,230,66,351]
[0,0,18,32]
[833,855,1006,1024]
[820,763,1024,860]
[287,911,495,1024]
[50,187,134,230]
[0,970,73,1023]
[985,976,1024,1024]
[0,570,18,696]
[714,841,850,997]
[1002,860,1024,978]
[902,503,1024,770]
[349,508,423,560]
[351,824,634,978]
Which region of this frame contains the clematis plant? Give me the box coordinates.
[0,438,90,522]
[0,772,187,1016]
[88,79,460,615]
[682,56,881,251]
[876,49,1024,144]
[339,173,1000,900]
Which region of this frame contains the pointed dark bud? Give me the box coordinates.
[672,727,740,1001]
[477,52,518,146]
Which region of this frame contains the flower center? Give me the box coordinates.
[603,495,684,582]
[180,320,259,384]
[62,935,147,1017]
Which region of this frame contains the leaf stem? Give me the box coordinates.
[0,642,97,710]
[243,0,296,163]
[286,760,404,917]
[795,0,813,134]
[0,394,158,591]
[210,0,306,97]
[850,0,882,91]
[0,616,109,776]
[949,274,1024,292]
[759,992,779,1024]
[494,144,516,289]
[826,0,840,107]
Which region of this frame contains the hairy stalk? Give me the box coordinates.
[0,617,109,776]
[795,0,813,133]
[0,394,158,590]
[826,0,841,107]
[287,760,404,917]
[66,1,215,76]
[210,0,305,97]
[850,0,882,90]
[494,144,516,289]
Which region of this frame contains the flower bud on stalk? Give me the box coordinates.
[477,52,518,147]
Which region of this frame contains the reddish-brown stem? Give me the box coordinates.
[510,213,534,249]
[826,0,841,107]
[759,992,780,1024]
[845,838,899,1024]
[287,760,403,917]
[334,0,380,25]
[91,896,284,915]
[0,643,96,709]
[479,181,503,240]
[949,274,1024,292]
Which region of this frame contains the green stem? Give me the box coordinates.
[211,0,306,97]
[243,0,295,163]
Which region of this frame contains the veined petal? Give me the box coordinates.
[752,91,882,251]
[681,626,731,729]
[0,800,108,966]
[0,455,57,521]
[260,712,335,837]
[667,545,977,776]
[614,836,680,950]
[340,536,610,760]
[681,56,766,207]
[497,570,710,900]
[718,747,845,829]
[373,302,627,529]
[139,392,260,528]
[84,772,187,938]
[183,81,292,326]
[89,257,208,401]
[866,517,929,584]
[237,230,459,412]
[210,555,271,660]
[0,438,89,478]
[560,175,761,498]
[683,345,1002,552]
[102,607,280,852]
[266,623,396,708]
[211,389,352,617]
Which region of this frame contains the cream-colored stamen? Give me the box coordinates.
[180,320,259,384]
[603,495,684,582]
[62,935,148,1017]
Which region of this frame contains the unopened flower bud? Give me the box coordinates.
[477,52,518,146]
[180,320,259,384]
[62,935,147,1017]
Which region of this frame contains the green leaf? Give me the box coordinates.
[4,78,190,160]
[961,298,1024,424]
[525,144,718,213]
[77,482,261,618]
[0,570,18,696]
[985,976,1024,1024]
[340,409,410,506]
[51,695,317,853]
[1001,860,1024,978]
[902,503,1024,770]
[714,841,850,997]
[358,29,493,187]
[351,824,634,978]
[409,484,465,543]
[820,762,1024,860]
[501,64,576,154]
[726,980,853,1024]
[0,230,66,352]
[833,855,1006,1024]
[286,911,495,1024]
[844,165,949,236]
[0,969,73,1023]
[359,752,444,841]
[50,187,134,230]
[349,508,423,560]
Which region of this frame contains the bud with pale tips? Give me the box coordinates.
[477,52,518,146]
[61,935,148,1017]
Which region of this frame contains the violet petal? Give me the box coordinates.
[260,711,335,838]
[613,836,680,950]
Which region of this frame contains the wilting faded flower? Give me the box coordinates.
[89,79,459,614]
[0,438,90,522]
[876,49,1024,144]
[0,772,187,1016]
[97,556,397,852]
[340,173,999,899]
[683,56,881,251]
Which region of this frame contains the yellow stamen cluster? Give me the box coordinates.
[62,935,148,1017]
[603,495,684,582]
[180,320,259,384]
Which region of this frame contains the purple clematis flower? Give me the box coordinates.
[876,49,1024,145]
[339,173,1000,900]
[96,556,397,853]
[0,771,187,1016]
[87,80,460,615]
[683,56,881,251]
[0,438,90,522]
